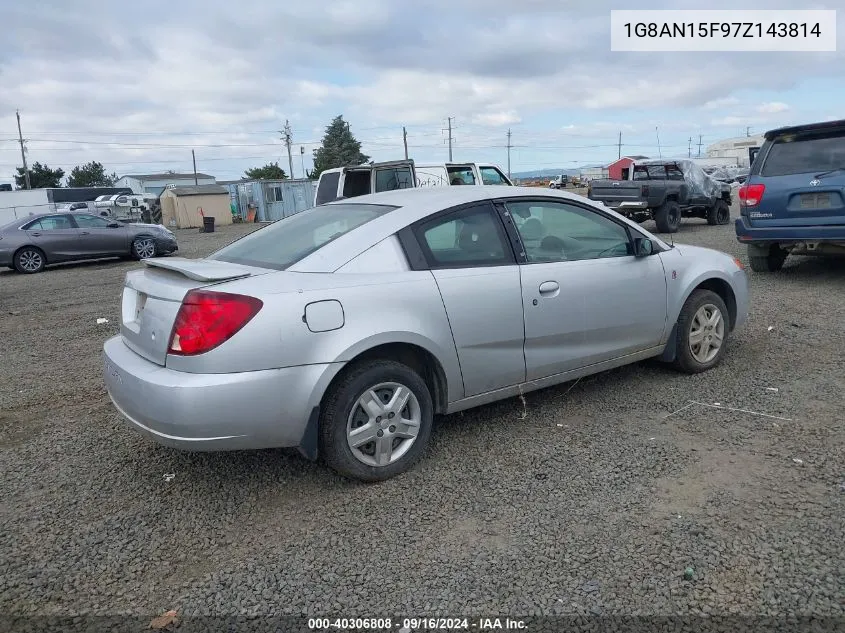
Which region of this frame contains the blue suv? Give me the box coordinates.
[735,118,845,272]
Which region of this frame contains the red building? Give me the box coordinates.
[607,155,649,180]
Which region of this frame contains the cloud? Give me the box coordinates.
[756,102,790,114]
[0,0,843,180]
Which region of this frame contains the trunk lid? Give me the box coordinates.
[748,170,845,227]
[120,257,269,365]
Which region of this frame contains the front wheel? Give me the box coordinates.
[653,200,682,233]
[671,289,730,374]
[319,360,434,482]
[132,237,157,260]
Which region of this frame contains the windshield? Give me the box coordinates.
[761,130,845,177]
[209,203,397,270]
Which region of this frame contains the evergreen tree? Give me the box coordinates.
[311,115,370,179]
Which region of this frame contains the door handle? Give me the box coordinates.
[539,281,559,294]
[31,232,41,237]
[79,231,90,235]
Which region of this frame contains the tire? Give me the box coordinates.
[14,247,46,274]
[131,237,157,260]
[319,359,434,482]
[748,245,786,272]
[653,200,682,233]
[707,200,731,226]
[671,289,730,374]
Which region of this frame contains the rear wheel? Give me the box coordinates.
[671,289,730,374]
[653,200,682,233]
[319,360,433,482]
[132,237,156,260]
[707,200,731,225]
[748,244,786,272]
[14,247,46,274]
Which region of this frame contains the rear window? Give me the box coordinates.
[760,130,845,177]
[209,203,397,270]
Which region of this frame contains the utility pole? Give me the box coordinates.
[16,110,30,190]
[697,134,703,157]
[746,126,751,137]
[192,149,198,185]
[282,120,294,179]
[688,137,692,158]
[506,128,512,178]
[443,117,455,161]
[300,146,306,179]
[618,131,622,160]
[655,126,662,159]
[403,126,408,160]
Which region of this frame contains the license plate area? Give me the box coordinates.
[121,288,147,332]
[800,192,831,209]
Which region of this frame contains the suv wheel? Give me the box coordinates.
[654,200,682,233]
[748,244,787,272]
[319,360,434,482]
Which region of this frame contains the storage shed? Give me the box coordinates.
[159,185,232,229]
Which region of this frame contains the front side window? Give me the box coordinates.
[507,200,632,263]
[480,167,509,185]
[74,214,112,228]
[209,203,396,270]
[417,204,511,268]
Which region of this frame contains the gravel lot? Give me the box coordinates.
[1,201,843,629]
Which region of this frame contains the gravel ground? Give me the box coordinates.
[1,204,843,630]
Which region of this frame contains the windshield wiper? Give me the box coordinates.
[814,166,845,179]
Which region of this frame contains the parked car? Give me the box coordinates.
[0,212,177,273]
[735,118,845,272]
[314,160,512,206]
[588,159,733,233]
[103,186,748,482]
[548,174,569,189]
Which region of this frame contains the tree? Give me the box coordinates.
[66,161,118,187]
[244,162,287,180]
[15,162,65,189]
[310,115,370,179]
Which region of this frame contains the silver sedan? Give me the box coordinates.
[0,212,177,273]
[103,186,749,481]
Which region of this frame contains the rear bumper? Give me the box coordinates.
[103,335,331,451]
[589,199,648,211]
[735,216,845,243]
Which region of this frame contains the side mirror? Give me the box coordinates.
[634,237,654,257]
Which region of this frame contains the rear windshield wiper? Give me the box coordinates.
[814,166,845,179]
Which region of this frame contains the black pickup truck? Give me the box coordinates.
[587,159,733,233]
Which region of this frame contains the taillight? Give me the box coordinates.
[168,290,263,356]
[738,183,765,207]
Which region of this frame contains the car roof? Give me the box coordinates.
[764,118,845,140]
[290,186,668,273]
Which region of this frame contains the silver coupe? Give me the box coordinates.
[103,187,748,481]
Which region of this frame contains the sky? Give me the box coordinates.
[1,0,843,184]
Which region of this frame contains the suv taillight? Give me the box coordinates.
[168,290,263,356]
[738,183,765,207]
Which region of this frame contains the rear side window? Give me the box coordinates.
[315,172,341,205]
[24,216,73,230]
[209,203,397,270]
[447,166,476,185]
[374,167,414,192]
[479,167,509,185]
[761,130,845,177]
[416,203,513,268]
